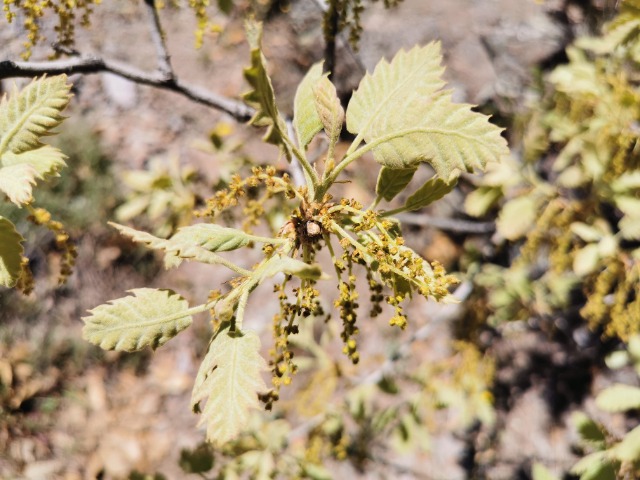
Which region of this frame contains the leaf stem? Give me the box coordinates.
[283,136,319,198]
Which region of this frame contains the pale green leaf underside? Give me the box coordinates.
[0,76,72,155]
[595,384,640,412]
[612,425,640,463]
[376,166,416,202]
[82,288,192,351]
[346,44,508,178]
[110,222,254,269]
[0,216,24,287]
[496,196,537,241]
[1,145,67,178]
[313,74,344,143]
[293,62,324,149]
[0,164,38,205]
[242,21,290,158]
[191,327,267,445]
[403,176,457,212]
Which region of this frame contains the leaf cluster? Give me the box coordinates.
[0,75,73,289]
[81,20,507,448]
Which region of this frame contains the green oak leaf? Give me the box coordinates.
[82,288,192,351]
[242,20,291,160]
[403,176,458,212]
[375,166,417,202]
[0,75,72,155]
[346,44,508,178]
[191,326,268,445]
[313,74,344,145]
[293,62,324,149]
[0,216,25,287]
[595,384,640,412]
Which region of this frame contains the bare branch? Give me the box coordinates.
[143,0,174,80]
[0,57,254,122]
[396,212,496,234]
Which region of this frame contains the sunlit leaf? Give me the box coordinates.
[0,75,72,155]
[375,166,416,202]
[0,216,24,287]
[346,44,507,177]
[1,145,67,178]
[573,244,601,277]
[242,21,290,159]
[595,384,640,412]
[532,463,561,480]
[82,288,192,351]
[293,62,324,149]
[0,164,38,205]
[570,451,616,480]
[611,425,640,463]
[496,196,537,241]
[110,222,261,269]
[191,326,268,445]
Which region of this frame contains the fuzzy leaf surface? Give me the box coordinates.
[0,216,24,287]
[242,21,290,159]
[0,164,38,205]
[82,288,192,351]
[1,145,67,178]
[595,384,640,412]
[313,75,344,143]
[346,44,508,178]
[403,176,457,212]
[110,222,254,269]
[191,326,267,445]
[293,62,324,149]
[376,166,417,202]
[0,76,72,155]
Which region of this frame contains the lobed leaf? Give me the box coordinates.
[375,166,416,202]
[403,176,458,212]
[595,384,640,412]
[293,62,324,149]
[0,216,24,287]
[82,288,192,351]
[0,164,38,206]
[110,222,257,269]
[346,44,508,178]
[1,145,67,179]
[242,21,291,159]
[0,75,72,155]
[191,326,268,445]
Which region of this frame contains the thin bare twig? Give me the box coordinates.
[396,212,496,234]
[143,0,174,80]
[0,57,254,122]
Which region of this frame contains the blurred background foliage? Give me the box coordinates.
[2,0,640,479]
